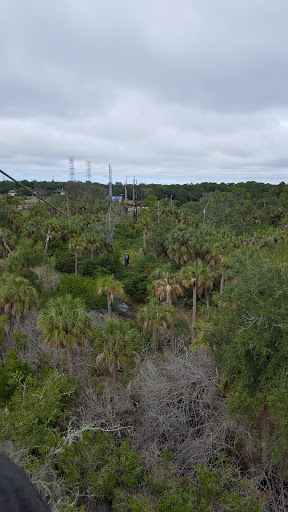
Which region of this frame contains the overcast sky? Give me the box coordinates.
[1,0,288,185]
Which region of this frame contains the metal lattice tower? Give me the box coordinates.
[86,160,91,182]
[68,157,75,181]
[108,164,112,198]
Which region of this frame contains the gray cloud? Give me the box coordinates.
[1,0,288,184]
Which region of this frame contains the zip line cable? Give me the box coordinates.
[0,169,87,230]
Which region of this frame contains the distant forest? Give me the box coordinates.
[1,178,287,203]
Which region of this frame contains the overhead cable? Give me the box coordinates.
[0,169,87,230]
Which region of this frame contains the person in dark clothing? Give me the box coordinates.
[0,453,49,511]
[124,253,129,268]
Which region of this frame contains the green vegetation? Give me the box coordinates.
[1,179,288,510]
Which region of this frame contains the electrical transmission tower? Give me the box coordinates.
[68,157,75,181]
[108,164,112,198]
[86,160,91,182]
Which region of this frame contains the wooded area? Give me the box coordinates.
[0,180,288,511]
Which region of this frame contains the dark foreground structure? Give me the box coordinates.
[0,453,49,511]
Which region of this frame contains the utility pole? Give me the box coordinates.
[133,177,137,220]
[132,176,135,205]
[123,177,138,219]
[124,176,128,202]
[109,164,112,198]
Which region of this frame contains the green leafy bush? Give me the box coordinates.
[206,247,288,460]
[54,249,76,274]
[0,366,75,463]
[57,274,106,310]
[124,254,157,301]
[81,250,125,279]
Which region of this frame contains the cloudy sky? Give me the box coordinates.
[1,0,288,185]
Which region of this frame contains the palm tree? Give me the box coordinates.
[137,211,153,250]
[8,206,24,234]
[0,273,38,324]
[137,298,174,353]
[69,236,86,275]
[149,268,182,352]
[37,294,93,377]
[179,259,210,339]
[151,270,183,307]
[48,217,70,244]
[213,230,237,293]
[165,225,194,264]
[97,275,124,317]
[82,228,107,259]
[21,216,44,244]
[94,318,140,390]
[199,270,215,310]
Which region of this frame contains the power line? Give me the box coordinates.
[0,169,87,230]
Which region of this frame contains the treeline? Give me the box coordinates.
[1,178,288,205]
[119,180,287,204]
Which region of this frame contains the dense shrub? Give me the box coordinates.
[81,250,125,279]
[124,254,156,302]
[54,249,76,274]
[57,274,107,310]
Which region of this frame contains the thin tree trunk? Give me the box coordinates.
[191,282,197,340]
[170,322,175,352]
[110,359,117,391]
[44,226,52,252]
[107,295,112,318]
[90,246,94,259]
[143,230,146,250]
[220,272,225,294]
[1,348,6,364]
[67,347,73,377]
[0,231,12,256]
[181,206,184,224]
[166,288,172,307]
[249,232,257,246]
[205,289,210,310]
[75,246,78,275]
[40,225,52,282]
[261,404,270,463]
[152,329,157,354]
[157,201,160,224]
